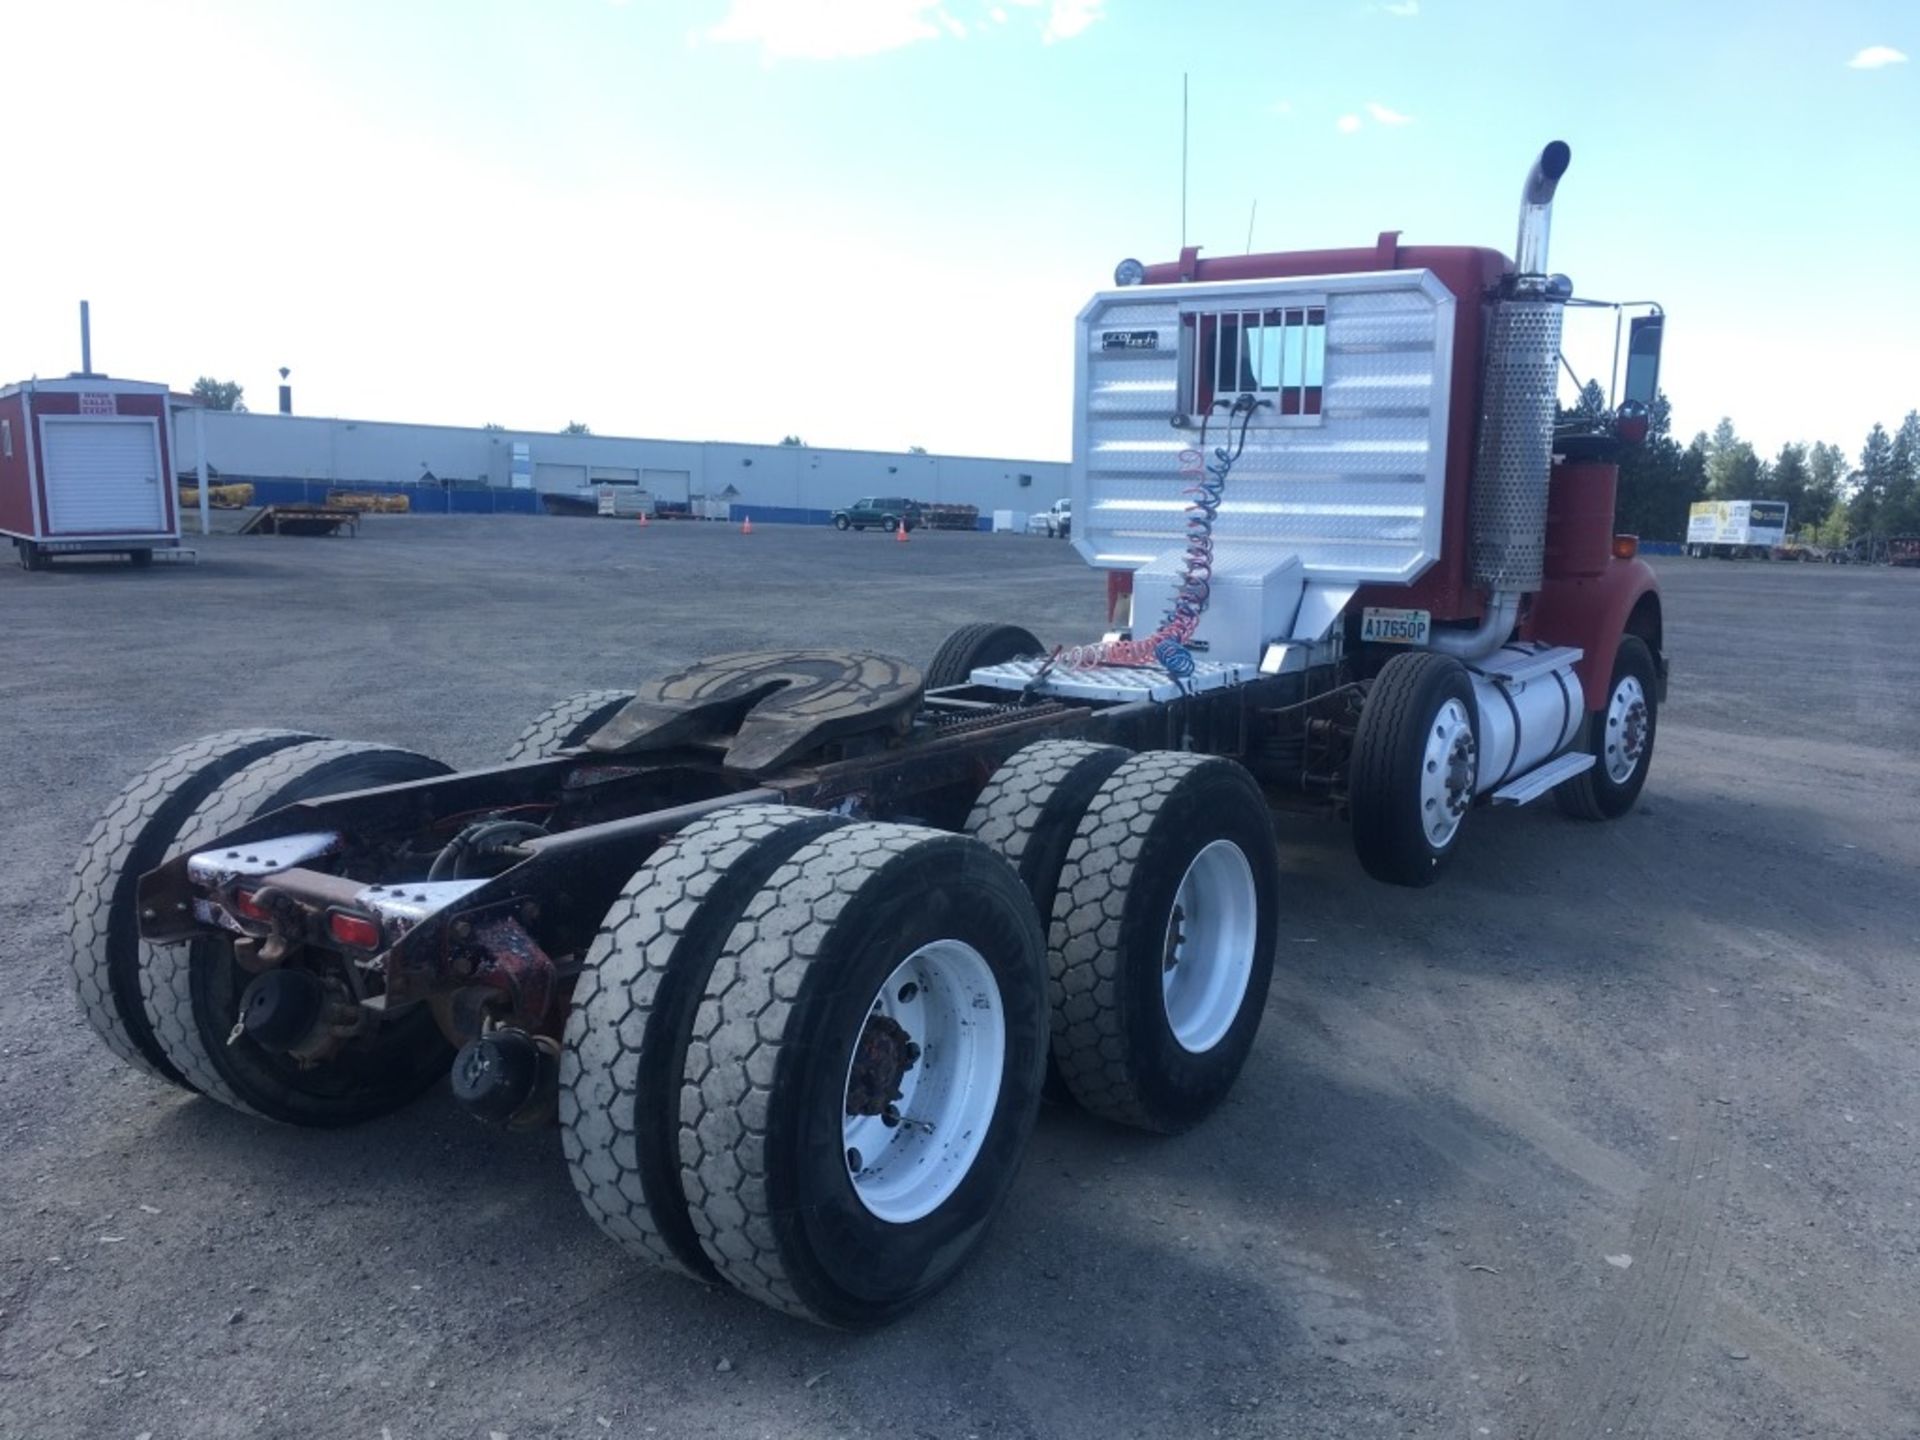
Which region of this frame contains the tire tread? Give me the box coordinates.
[678,822,951,1323]
[138,740,445,1118]
[1047,751,1231,1130]
[559,804,846,1280]
[505,689,632,763]
[67,728,319,1084]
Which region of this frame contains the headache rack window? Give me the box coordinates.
[1179,305,1326,425]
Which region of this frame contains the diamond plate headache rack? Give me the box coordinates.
[969,657,1261,705]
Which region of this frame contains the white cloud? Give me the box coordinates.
[1039,0,1105,43]
[705,0,945,60]
[705,0,1098,60]
[1383,0,1419,15]
[1364,100,1414,125]
[1270,99,1293,115]
[1336,113,1363,134]
[1846,44,1909,69]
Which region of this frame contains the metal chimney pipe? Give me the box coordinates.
[79,300,93,375]
[1514,141,1571,280]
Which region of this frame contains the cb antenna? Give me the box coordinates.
[1180,72,1189,251]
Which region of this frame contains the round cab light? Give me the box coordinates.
[1113,257,1146,287]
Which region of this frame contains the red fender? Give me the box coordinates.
[1520,557,1665,711]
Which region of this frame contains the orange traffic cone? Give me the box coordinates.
[637,511,649,528]
[895,518,909,542]
[741,514,753,535]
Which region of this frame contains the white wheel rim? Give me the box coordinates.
[842,940,1005,1225]
[1161,839,1258,1054]
[1603,674,1650,784]
[1419,698,1477,849]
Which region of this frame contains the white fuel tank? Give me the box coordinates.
[1466,645,1586,792]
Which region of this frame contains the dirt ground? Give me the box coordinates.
[2,518,1916,1440]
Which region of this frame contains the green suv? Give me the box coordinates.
[832,496,923,532]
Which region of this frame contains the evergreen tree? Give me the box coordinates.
[1704,417,1764,499]
[1806,442,1847,535]
[1849,425,1895,537]
[1613,391,1703,540]
[1769,443,1812,533]
[1888,410,1920,535]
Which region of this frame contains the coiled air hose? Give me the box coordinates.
[1053,394,1264,677]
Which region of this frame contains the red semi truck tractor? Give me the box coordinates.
[68,142,1666,1327]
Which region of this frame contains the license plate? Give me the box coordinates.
[1360,607,1431,645]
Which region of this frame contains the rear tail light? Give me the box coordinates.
[233,889,271,923]
[1612,534,1640,560]
[327,911,383,950]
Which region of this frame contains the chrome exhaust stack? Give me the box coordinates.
[1513,140,1572,287]
[1435,140,1572,658]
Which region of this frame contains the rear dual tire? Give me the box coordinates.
[561,805,850,1280]
[68,730,456,1124]
[679,825,1048,1327]
[69,729,322,1086]
[925,622,1044,690]
[505,689,633,762]
[138,741,456,1125]
[1045,753,1280,1133]
[565,816,1049,1328]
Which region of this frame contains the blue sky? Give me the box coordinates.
[0,0,1913,462]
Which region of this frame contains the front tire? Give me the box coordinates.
[139,740,457,1125]
[1349,651,1478,888]
[1047,753,1280,1133]
[834,515,851,531]
[679,824,1048,1327]
[1554,636,1658,820]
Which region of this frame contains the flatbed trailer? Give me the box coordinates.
[68,142,1671,1328]
[238,504,361,537]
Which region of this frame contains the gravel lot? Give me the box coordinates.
[3,518,1916,1440]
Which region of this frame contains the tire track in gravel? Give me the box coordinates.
[1525,1089,1731,1440]
[1520,825,1735,1440]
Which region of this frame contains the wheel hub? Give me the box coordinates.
[1604,675,1649,783]
[841,940,1006,1224]
[1160,840,1258,1054]
[846,1012,920,1122]
[1420,699,1477,847]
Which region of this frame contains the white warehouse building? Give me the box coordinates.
[180,410,1067,525]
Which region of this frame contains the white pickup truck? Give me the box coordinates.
[1028,498,1071,538]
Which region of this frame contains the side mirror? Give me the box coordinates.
[1623,314,1663,409]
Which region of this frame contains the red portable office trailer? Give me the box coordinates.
[1,377,179,570]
